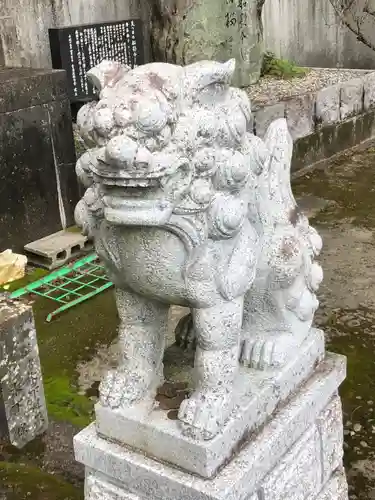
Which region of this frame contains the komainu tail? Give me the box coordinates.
[256,118,299,229]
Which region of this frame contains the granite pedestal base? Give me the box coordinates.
[95,328,325,478]
[74,352,348,500]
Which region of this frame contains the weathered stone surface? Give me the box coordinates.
[151,0,265,87]
[0,297,48,448]
[316,85,340,126]
[75,59,324,443]
[73,59,348,500]
[261,425,322,499]
[75,353,347,500]
[253,102,285,138]
[85,473,141,500]
[0,67,68,113]
[96,328,325,478]
[317,469,348,500]
[285,93,315,140]
[0,68,78,252]
[340,78,363,120]
[291,109,375,173]
[317,394,344,483]
[364,71,375,111]
[0,0,147,69]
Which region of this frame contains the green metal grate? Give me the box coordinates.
[10,254,113,322]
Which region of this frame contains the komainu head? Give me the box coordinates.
[75,59,264,236]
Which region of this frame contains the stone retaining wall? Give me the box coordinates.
[253,71,375,172]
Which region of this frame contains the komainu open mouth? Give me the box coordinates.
[103,195,173,226]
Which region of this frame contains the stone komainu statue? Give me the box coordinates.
[75,59,323,440]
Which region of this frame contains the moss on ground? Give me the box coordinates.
[43,376,94,427]
[293,146,375,498]
[33,289,118,426]
[0,462,81,500]
[293,147,375,228]
[324,309,375,497]
[2,264,119,427]
[1,267,49,293]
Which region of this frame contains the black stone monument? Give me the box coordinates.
[49,19,144,103]
[0,68,78,252]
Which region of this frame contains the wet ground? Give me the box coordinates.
[294,143,375,499]
[2,143,375,498]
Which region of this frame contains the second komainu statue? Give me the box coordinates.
[75,59,323,440]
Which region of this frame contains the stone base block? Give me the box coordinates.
[74,353,347,500]
[96,328,325,478]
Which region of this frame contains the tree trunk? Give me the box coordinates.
[150,0,265,86]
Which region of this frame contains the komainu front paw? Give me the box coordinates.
[99,368,159,409]
[178,387,234,440]
[240,333,299,370]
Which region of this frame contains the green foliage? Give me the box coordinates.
[261,51,309,80]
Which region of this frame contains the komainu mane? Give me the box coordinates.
[75,59,323,440]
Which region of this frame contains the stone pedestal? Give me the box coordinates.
[74,332,348,500]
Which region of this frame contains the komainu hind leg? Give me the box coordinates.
[241,331,302,370]
[241,286,319,370]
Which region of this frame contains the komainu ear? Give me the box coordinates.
[183,59,236,98]
[87,60,130,91]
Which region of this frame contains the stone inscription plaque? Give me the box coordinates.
[225,0,250,58]
[49,19,144,102]
[223,0,263,86]
[0,297,48,448]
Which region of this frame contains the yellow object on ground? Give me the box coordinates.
[0,249,27,286]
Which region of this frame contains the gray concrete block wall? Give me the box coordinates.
[1,0,374,74]
[252,71,375,171]
[0,0,149,70]
[263,0,375,70]
[253,71,375,142]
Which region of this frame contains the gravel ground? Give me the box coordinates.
[247,68,370,107]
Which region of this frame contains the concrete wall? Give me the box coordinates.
[1,0,375,71]
[0,0,147,69]
[263,0,375,69]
